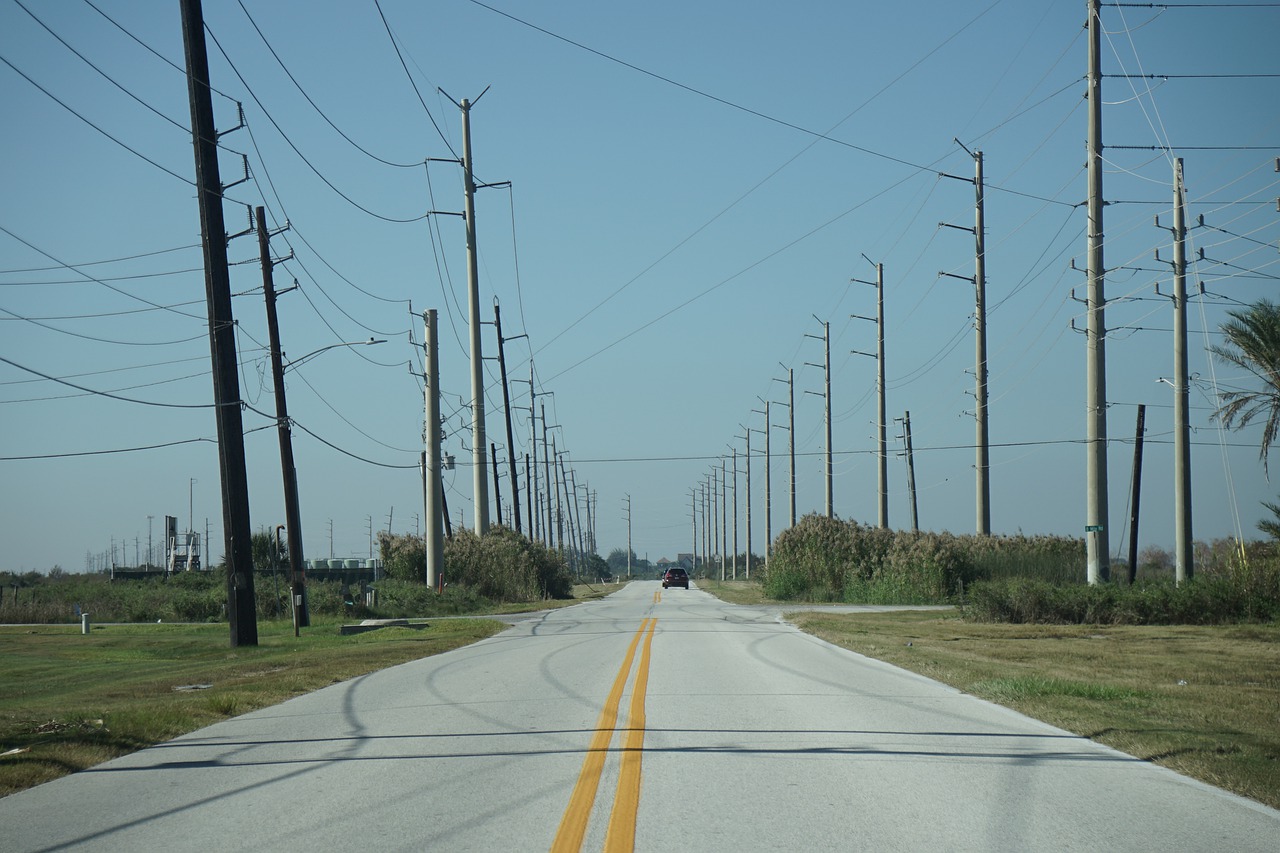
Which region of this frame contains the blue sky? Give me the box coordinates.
[2,1,1277,573]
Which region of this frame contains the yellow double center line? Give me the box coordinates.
[551,618,657,853]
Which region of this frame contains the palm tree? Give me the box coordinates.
[1259,499,1280,542]
[1210,298,1280,475]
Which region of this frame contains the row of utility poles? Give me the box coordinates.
[689,1,1195,588]
[182,0,596,646]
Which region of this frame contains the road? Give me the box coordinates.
[2,582,1276,851]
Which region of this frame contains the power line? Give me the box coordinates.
[234,0,423,169]
[0,437,215,462]
[202,22,430,224]
[0,53,193,186]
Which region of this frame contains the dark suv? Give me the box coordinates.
[662,567,689,589]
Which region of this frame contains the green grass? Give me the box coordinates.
[785,608,1280,810]
[0,582,620,798]
[0,617,504,797]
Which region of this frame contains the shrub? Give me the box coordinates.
[875,531,977,603]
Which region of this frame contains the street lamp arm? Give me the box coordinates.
[283,338,386,372]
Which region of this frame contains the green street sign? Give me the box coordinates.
[1085,524,1104,532]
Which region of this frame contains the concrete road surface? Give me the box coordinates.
[2,582,1276,852]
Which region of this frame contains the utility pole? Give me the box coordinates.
[731,447,739,579]
[1127,404,1146,584]
[774,368,796,528]
[743,426,753,579]
[853,258,889,528]
[693,484,701,573]
[529,364,540,543]
[720,457,728,581]
[491,443,502,526]
[1085,0,1111,583]
[180,0,256,646]
[710,466,719,569]
[423,309,442,589]
[542,406,554,544]
[454,94,489,535]
[805,319,833,517]
[257,205,308,630]
[1158,159,1194,584]
[901,411,920,533]
[941,144,991,536]
[624,494,632,577]
[754,400,772,565]
[493,301,523,534]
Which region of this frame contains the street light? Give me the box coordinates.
[283,338,386,372]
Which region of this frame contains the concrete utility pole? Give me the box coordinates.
[774,367,797,528]
[1085,0,1111,582]
[180,0,256,646]
[732,448,742,573]
[1159,159,1194,584]
[757,401,772,564]
[710,466,719,568]
[805,320,833,518]
[941,145,990,536]
[690,489,697,573]
[423,309,443,590]
[459,95,489,535]
[529,364,539,543]
[257,206,309,631]
[853,258,889,528]
[743,426,753,579]
[542,406,554,543]
[624,494,632,577]
[720,457,728,581]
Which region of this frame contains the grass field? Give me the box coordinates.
[701,579,1280,810]
[0,583,617,797]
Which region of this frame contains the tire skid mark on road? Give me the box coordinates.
[550,617,656,853]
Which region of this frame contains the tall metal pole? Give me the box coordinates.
[1172,158,1194,584]
[257,206,307,631]
[424,311,442,589]
[806,321,833,517]
[180,0,256,646]
[1085,0,1111,583]
[460,97,489,534]
[974,151,991,536]
[625,494,632,577]
[711,466,719,568]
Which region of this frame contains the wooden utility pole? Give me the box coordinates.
[493,301,522,533]
[256,206,307,632]
[1127,404,1146,585]
[903,411,920,533]
[180,0,256,646]
[423,309,442,589]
